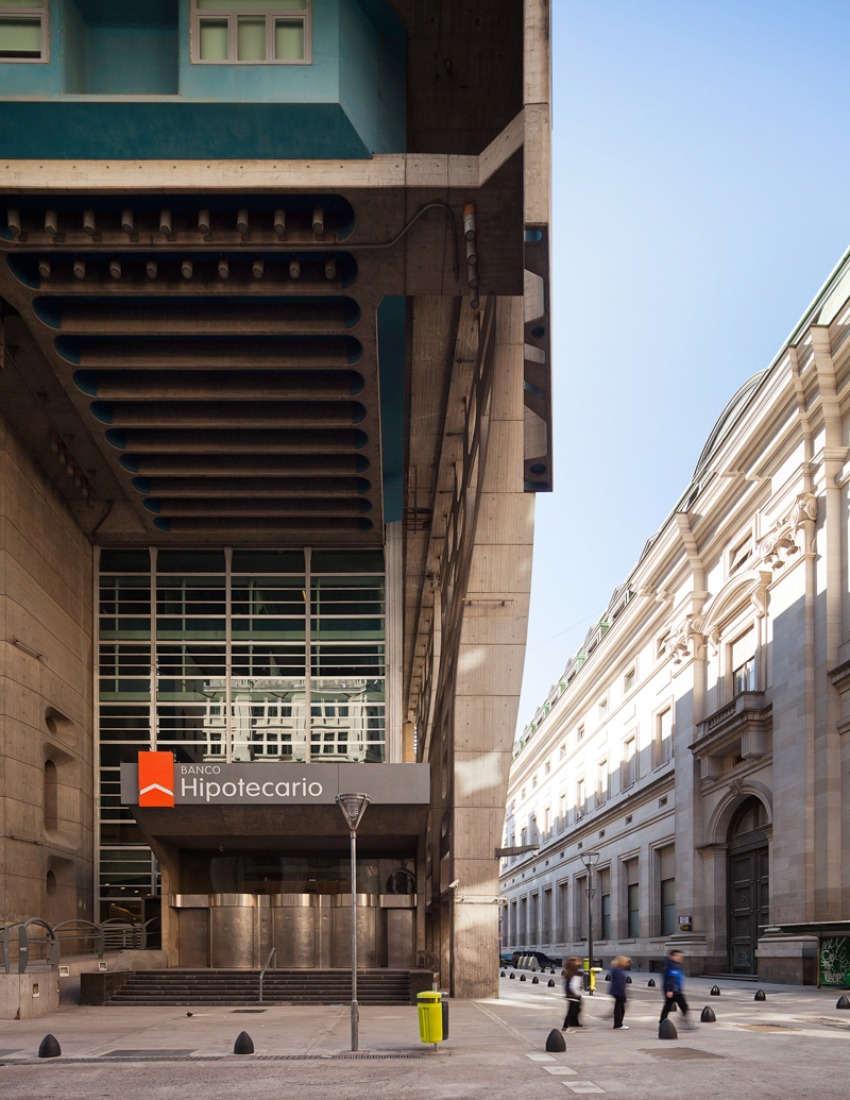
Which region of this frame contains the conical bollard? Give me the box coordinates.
[547,979,556,988]
[626,975,632,983]
[647,978,656,987]
[700,1006,716,1023]
[545,1028,566,1052]
[836,995,850,1009]
[500,970,506,978]
[754,990,766,1001]
[509,971,516,979]
[233,1031,255,1055]
[604,973,611,982]
[532,975,539,984]
[520,973,527,982]
[659,1018,678,1040]
[38,1034,61,1058]
[710,985,720,996]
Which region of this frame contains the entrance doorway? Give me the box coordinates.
[727,797,769,974]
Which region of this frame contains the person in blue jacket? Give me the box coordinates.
[609,955,630,1029]
[659,949,693,1028]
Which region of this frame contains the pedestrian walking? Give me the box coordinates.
[610,955,630,1029]
[659,949,693,1028]
[562,956,584,1030]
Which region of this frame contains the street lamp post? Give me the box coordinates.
[580,850,600,994]
[336,792,371,1051]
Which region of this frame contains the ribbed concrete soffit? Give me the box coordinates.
[0,193,400,545]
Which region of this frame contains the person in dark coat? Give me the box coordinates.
[609,955,630,1029]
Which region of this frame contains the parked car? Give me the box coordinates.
[512,950,560,969]
[499,951,513,966]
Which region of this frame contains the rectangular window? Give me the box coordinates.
[542,887,552,943]
[599,867,611,939]
[558,880,569,942]
[659,844,676,935]
[655,707,673,766]
[624,667,636,692]
[661,877,676,936]
[625,857,639,937]
[193,0,310,64]
[621,733,637,789]
[576,778,586,819]
[0,1,47,61]
[596,759,608,806]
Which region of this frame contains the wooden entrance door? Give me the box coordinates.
[727,798,769,975]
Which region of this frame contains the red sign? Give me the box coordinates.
[138,751,175,807]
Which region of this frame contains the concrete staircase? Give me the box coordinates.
[104,968,414,1006]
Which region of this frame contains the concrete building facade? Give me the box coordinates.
[0,0,551,1008]
[501,251,850,985]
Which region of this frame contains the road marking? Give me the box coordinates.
[562,1083,605,1094]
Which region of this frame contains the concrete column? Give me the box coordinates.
[450,297,533,998]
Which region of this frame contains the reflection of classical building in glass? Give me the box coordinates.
[0,0,551,1008]
[501,251,850,985]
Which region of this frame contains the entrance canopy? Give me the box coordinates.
[120,758,430,857]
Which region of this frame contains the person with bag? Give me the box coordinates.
[562,956,584,1031]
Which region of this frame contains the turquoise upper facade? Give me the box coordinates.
[0,0,406,158]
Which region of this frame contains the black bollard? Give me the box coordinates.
[509,971,516,979]
[754,990,766,1001]
[532,975,539,984]
[710,985,720,996]
[626,975,632,984]
[604,973,611,982]
[500,970,506,977]
[187,1011,193,1017]
[547,979,556,988]
[836,995,850,1009]
[545,1028,566,1052]
[659,1018,678,1040]
[700,1006,716,1023]
[38,1034,61,1059]
[647,978,656,987]
[549,967,555,975]
[233,1031,255,1055]
[520,973,527,982]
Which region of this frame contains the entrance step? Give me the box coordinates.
[104,968,413,1006]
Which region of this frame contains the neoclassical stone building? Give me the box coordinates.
[501,249,850,984]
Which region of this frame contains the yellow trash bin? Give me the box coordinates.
[417,991,443,1043]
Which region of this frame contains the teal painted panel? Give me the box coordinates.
[83,25,178,95]
[339,0,405,154]
[377,295,405,524]
[0,0,404,155]
[0,100,370,158]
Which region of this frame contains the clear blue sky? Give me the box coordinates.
[517,0,850,730]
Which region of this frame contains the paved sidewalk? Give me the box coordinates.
[1,972,849,1099]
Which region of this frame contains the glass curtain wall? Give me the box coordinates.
[97,546,386,918]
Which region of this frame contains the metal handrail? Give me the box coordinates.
[258,946,276,1003]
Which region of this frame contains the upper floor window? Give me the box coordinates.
[192,0,311,64]
[624,666,636,692]
[655,706,673,766]
[730,628,756,696]
[0,1,47,62]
